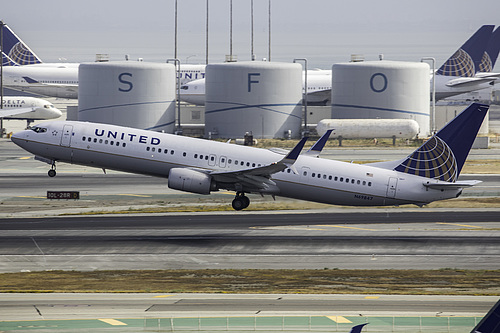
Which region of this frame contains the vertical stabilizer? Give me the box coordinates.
[1,23,42,66]
[470,299,500,333]
[479,26,500,72]
[394,103,489,181]
[436,25,494,77]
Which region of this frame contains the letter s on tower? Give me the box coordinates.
[118,73,133,92]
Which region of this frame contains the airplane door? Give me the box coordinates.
[60,125,73,147]
[208,154,217,166]
[219,156,227,168]
[386,177,398,198]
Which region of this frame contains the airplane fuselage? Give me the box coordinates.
[11,121,463,207]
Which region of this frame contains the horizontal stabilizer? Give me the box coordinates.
[445,77,495,87]
[423,180,481,190]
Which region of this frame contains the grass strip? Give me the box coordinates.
[1,269,499,295]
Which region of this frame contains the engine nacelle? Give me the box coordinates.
[167,168,215,195]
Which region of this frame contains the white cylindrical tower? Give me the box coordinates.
[332,61,430,137]
[205,61,302,139]
[78,61,176,132]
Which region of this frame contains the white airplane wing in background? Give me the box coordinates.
[0,107,37,118]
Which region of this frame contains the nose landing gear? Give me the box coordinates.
[48,162,56,177]
[232,192,250,211]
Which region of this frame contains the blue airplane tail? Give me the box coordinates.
[479,26,500,72]
[470,298,500,333]
[1,22,42,66]
[436,25,494,77]
[394,103,489,182]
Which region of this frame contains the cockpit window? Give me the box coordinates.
[44,104,54,109]
[180,85,189,90]
[31,126,47,133]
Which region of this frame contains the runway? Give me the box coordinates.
[1,211,500,272]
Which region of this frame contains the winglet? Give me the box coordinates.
[23,76,39,84]
[349,323,368,333]
[281,137,308,174]
[283,137,308,161]
[304,129,332,157]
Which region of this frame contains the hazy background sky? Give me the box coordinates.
[2,0,500,69]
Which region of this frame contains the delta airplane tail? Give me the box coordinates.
[394,103,489,182]
[479,26,500,72]
[436,25,494,77]
[1,22,42,66]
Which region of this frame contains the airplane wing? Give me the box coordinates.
[23,76,78,88]
[445,77,495,88]
[0,107,37,118]
[423,180,482,190]
[304,129,332,157]
[209,137,308,193]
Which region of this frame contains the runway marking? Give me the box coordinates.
[437,222,483,229]
[98,318,127,326]
[17,196,45,199]
[153,295,173,298]
[19,156,32,160]
[117,194,152,198]
[250,226,326,231]
[317,225,376,231]
[326,316,352,323]
[364,296,380,299]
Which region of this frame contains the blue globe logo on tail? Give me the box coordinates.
[395,136,458,182]
[9,42,40,65]
[436,49,475,77]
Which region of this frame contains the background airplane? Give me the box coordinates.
[0,96,62,125]
[11,103,488,210]
[0,22,205,98]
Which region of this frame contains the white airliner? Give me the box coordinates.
[0,97,62,125]
[11,103,487,211]
[180,73,332,106]
[1,22,205,98]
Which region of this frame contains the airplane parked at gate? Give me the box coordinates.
[0,97,62,125]
[0,22,205,98]
[11,103,488,210]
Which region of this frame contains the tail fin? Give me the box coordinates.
[394,103,489,182]
[479,26,500,72]
[1,22,42,66]
[436,25,494,77]
[470,298,500,333]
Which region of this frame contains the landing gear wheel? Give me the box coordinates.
[232,197,245,211]
[48,162,56,177]
[232,192,250,211]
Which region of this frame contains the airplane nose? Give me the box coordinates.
[11,130,29,147]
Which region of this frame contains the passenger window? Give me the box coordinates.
[158,148,162,153]
[82,136,86,141]
[152,147,155,152]
[340,177,343,182]
[94,138,97,143]
[363,181,366,185]
[303,171,308,176]
[194,154,198,158]
[312,173,316,177]
[88,137,92,142]
[146,147,150,151]
[164,149,168,154]
[368,182,372,186]
[334,176,338,181]
[183,152,186,157]
[123,143,126,147]
[99,139,103,143]
[328,175,332,180]
[171,150,175,155]
[357,180,360,184]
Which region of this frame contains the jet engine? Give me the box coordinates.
[167,168,216,195]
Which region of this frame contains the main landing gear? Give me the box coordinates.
[232,192,250,211]
[48,162,56,177]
